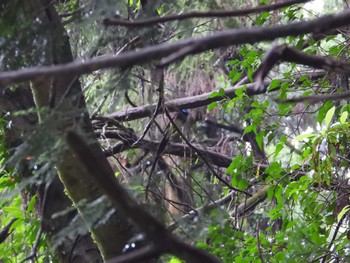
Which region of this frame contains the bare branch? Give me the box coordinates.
[104,131,270,172]
[163,107,252,196]
[252,44,350,93]
[1,10,350,86]
[103,0,310,27]
[66,131,220,263]
[100,81,270,122]
[168,192,236,231]
[277,90,350,104]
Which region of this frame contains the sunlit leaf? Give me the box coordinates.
[340,111,348,124]
[207,101,218,111]
[294,133,315,141]
[317,101,332,125]
[337,205,350,222]
[324,106,335,128]
[218,88,225,97]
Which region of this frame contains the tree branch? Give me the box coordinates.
[98,81,270,122]
[66,131,220,263]
[103,0,310,27]
[0,218,16,244]
[1,10,350,86]
[277,90,350,104]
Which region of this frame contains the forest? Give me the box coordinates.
[1,0,350,262]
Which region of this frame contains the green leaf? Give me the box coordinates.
[274,143,283,158]
[218,88,225,96]
[3,206,24,219]
[169,257,183,263]
[235,86,245,97]
[324,106,335,127]
[274,135,286,158]
[337,205,350,222]
[207,102,218,111]
[208,91,219,98]
[275,251,284,262]
[294,133,315,141]
[256,131,265,151]
[247,67,253,82]
[340,111,348,124]
[317,101,333,125]
[10,218,23,232]
[256,12,270,25]
[329,44,344,56]
[26,195,37,216]
[238,179,248,190]
[268,79,280,91]
[231,72,242,83]
[278,103,292,116]
[325,35,336,42]
[274,186,283,204]
[267,185,275,200]
[226,154,243,175]
[243,125,254,135]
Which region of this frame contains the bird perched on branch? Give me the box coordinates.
[165,108,189,141]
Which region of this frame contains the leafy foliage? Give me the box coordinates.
[2,0,350,262]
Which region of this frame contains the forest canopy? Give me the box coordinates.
[1,0,350,262]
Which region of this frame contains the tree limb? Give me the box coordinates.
[277,90,350,104]
[1,10,350,86]
[99,81,270,122]
[66,131,220,263]
[103,0,310,27]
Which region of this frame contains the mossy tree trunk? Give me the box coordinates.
[12,1,135,261]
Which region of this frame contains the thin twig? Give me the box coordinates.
[168,191,236,231]
[164,107,252,196]
[256,221,265,263]
[132,69,165,146]
[320,210,348,263]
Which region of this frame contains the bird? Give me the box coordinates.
[166,108,189,139]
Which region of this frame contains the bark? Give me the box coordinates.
[35,2,135,259]
[0,86,102,263]
[6,1,135,261]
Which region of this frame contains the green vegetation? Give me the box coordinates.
[1,0,350,262]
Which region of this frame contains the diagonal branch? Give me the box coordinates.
[163,107,252,196]
[66,131,220,263]
[1,10,350,86]
[254,44,350,86]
